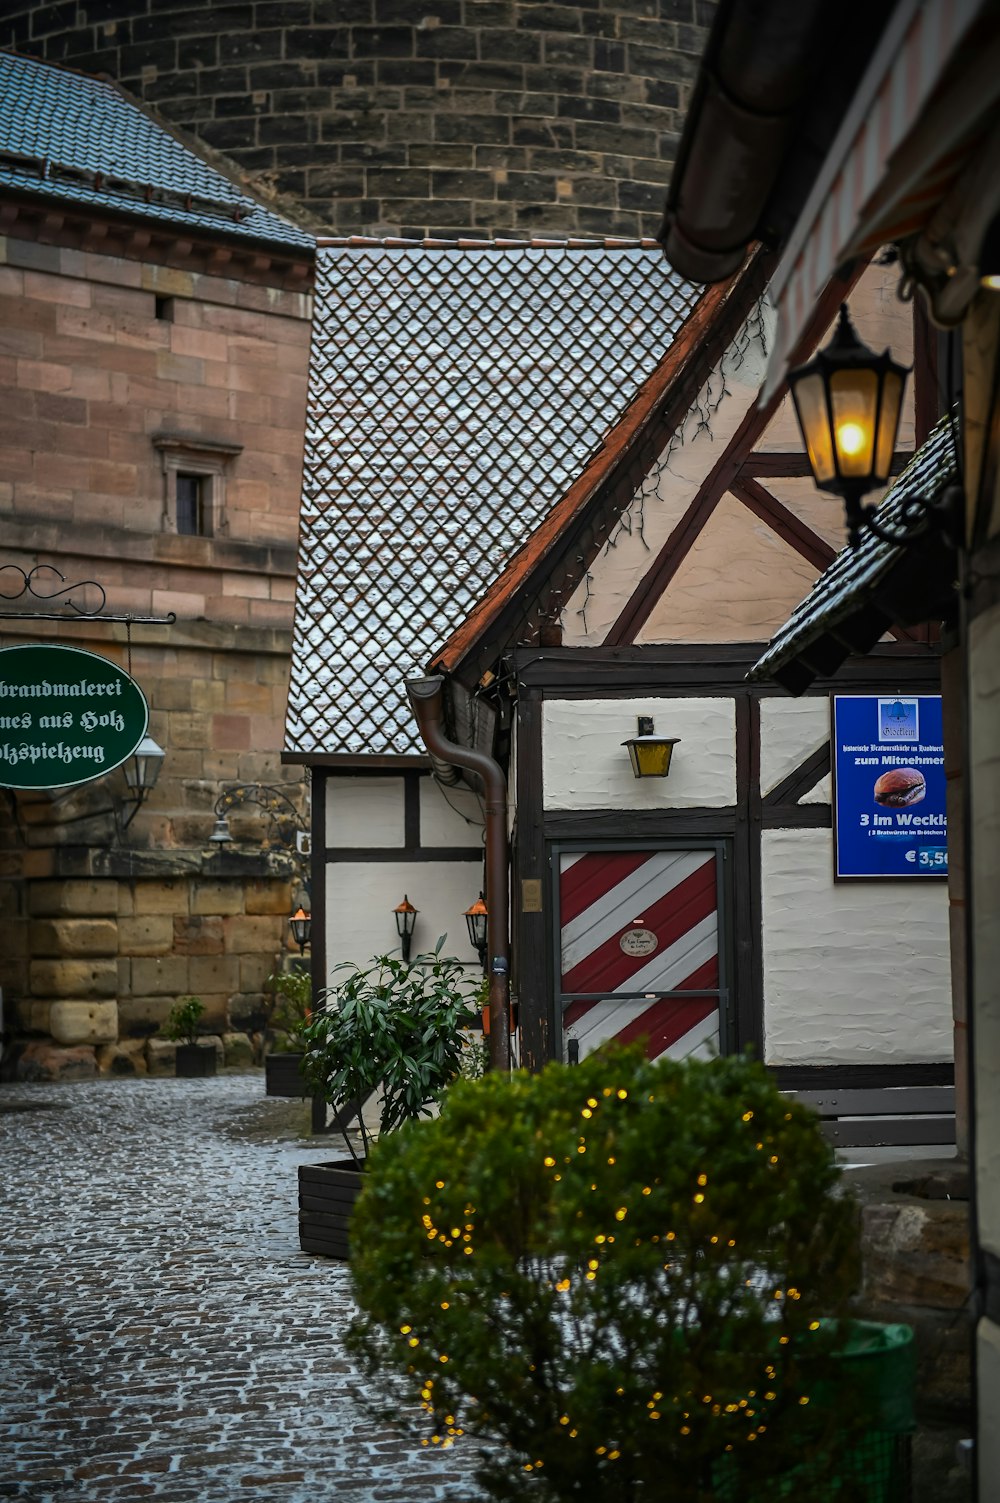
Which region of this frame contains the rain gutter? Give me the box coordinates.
[406,675,511,1072]
[658,0,844,282]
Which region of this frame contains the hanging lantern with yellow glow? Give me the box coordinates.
[787,304,908,547]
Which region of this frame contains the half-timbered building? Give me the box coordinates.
[287,241,952,1089]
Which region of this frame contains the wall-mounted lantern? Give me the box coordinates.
[621,716,680,779]
[394,894,418,963]
[289,906,311,956]
[118,733,165,832]
[464,892,489,970]
[787,303,913,548]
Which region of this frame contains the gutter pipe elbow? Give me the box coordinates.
[406,675,511,1072]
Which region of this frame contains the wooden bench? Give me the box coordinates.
[790,1085,956,1149]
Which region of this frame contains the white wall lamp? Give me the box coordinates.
[622,716,680,779]
[117,733,165,832]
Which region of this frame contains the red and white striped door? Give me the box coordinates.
[558,848,723,1062]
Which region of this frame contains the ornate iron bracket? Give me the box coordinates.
[0,565,175,625]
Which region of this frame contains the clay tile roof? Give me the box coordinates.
[0,51,313,253]
[285,239,701,758]
[748,411,959,692]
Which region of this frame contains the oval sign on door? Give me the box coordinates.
[619,927,658,958]
[0,643,149,790]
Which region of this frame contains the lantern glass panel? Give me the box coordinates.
[394,899,417,938]
[634,740,674,777]
[790,371,836,484]
[830,367,877,479]
[874,367,905,481]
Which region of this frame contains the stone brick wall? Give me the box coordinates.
[0,225,312,1078]
[2,0,715,238]
[0,236,310,561]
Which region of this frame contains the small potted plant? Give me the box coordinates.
[162,996,216,1078]
[296,942,480,1258]
[263,966,312,1097]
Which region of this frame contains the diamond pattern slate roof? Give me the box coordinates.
[285,239,700,758]
[0,51,313,253]
[748,411,958,687]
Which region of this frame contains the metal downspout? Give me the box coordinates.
[406,676,511,1072]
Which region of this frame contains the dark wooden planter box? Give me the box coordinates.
[175,1044,217,1078]
[298,1159,364,1259]
[265,1052,308,1097]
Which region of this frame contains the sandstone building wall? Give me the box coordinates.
[0,226,312,1078]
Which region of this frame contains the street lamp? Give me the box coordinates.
[621,716,680,779]
[394,894,418,963]
[464,892,488,970]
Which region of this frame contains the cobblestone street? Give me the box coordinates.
[0,1074,485,1503]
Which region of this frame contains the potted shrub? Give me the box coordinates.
[296,944,480,1258]
[345,1046,907,1503]
[263,966,312,1098]
[162,996,216,1078]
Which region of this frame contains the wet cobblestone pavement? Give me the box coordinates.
[0,1074,485,1503]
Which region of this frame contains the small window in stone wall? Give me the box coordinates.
[152,433,243,538]
[176,472,207,535]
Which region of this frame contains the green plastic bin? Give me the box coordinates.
[824,1320,915,1503]
[713,1319,915,1503]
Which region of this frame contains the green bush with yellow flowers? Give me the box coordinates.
[346,1046,869,1503]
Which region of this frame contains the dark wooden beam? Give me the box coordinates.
[761,741,830,808]
[741,450,912,479]
[740,452,815,478]
[912,296,943,448]
[543,808,738,840]
[761,805,831,829]
[730,474,836,573]
[516,691,552,1071]
[733,693,763,1055]
[510,640,942,692]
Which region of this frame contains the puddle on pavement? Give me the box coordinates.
[218,1095,314,1145]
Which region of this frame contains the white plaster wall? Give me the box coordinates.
[543,697,736,810]
[761,829,952,1064]
[633,492,821,644]
[759,698,830,797]
[325,777,404,847]
[419,778,485,848]
[324,859,484,977]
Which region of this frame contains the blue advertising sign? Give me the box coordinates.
[832,694,947,879]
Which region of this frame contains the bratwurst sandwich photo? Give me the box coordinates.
[873,767,926,808]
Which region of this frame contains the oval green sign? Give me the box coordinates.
[0,644,149,790]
